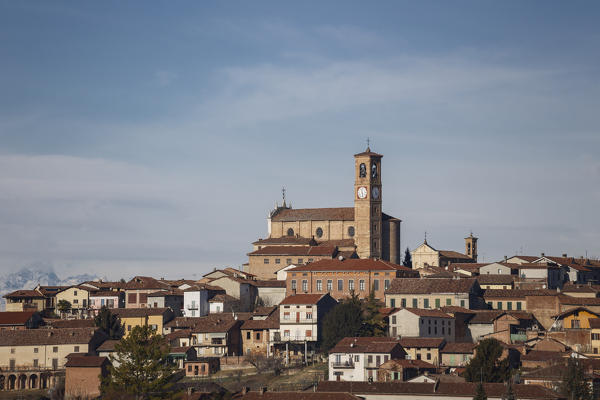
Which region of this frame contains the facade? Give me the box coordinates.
[276,293,337,343]
[64,356,110,399]
[385,278,483,310]
[476,274,515,290]
[205,275,258,312]
[190,316,242,357]
[55,286,92,317]
[184,358,219,377]
[440,342,476,367]
[183,285,210,317]
[241,310,279,356]
[147,289,184,316]
[328,337,406,382]
[376,359,437,382]
[398,337,446,365]
[248,147,402,279]
[247,245,339,278]
[410,237,476,270]
[549,307,599,331]
[124,276,171,308]
[387,308,455,342]
[286,259,418,301]
[89,292,123,314]
[479,263,517,275]
[209,294,240,314]
[254,280,287,307]
[111,307,174,337]
[3,290,47,313]
[0,311,43,330]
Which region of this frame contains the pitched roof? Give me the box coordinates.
[3,289,45,299]
[398,337,446,348]
[476,275,515,285]
[280,293,329,305]
[483,289,557,299]
[65,355,109,368]
[110,307,170,318]
[589,318,600,329]
[241,313,280,330]
[521,350,569,361]
[147,289,184,297]
[441,342,476,354]
[289,258,415,272]
[468,310,505,324]
[439,250,473,260]
[397,308,453,318]
[37,286,70,296]
[379,358,436,370]
[561,283,600,293]
[0,311,37,326]
[97,339,119,352]
[508,255,540,263]
[237,392,360,400]
[551,307,599,319]
[0,328,104,346]
[253,236,316,246]
[330,337,402,354]
[208,293,238,303]
[253,280,286,288]
[125,276,170,290]
[440,306,475,314]
[386,278,477,294]
[271,207,354,222]
[48,319,95,329]
[190,316,241,334]
[248,246,337,256]
[558,295,600,306]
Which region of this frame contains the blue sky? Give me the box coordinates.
[0,1,599,279]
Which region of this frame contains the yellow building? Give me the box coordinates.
[3,290,47,313]
[411,235,477,270]
[111,308,174,337]
[590,318,600,354]
[551,307,599,330]
[55,286,91,316]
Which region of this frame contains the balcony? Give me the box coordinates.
[280,318,316,324]
[210,338,224,345]
[331,361,354,369]
[187,304,198,310]
[272,334,317,343]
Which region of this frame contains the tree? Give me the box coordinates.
[94,306,124,339]
[57,299,71,314]
[473,382,487,400]
[464,338,510,383]
[560,358,592,400]
[320,292,363,351]
[358,289,387,337]
[502,377,516,400]
[403,247,412,268]
[246,352,284,376]
[101,325,178,399]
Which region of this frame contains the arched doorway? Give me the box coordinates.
[8,374,16,390]
[29,374,38,389]
[40,374,48,389]
[17,374,26,390]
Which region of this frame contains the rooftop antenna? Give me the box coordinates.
[282,187,287,208]
[424,231,428,244]
[366,137,371,151]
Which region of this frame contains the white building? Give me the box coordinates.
[388,308,455,342]
[182,286,209,317]
[328,337,407,382]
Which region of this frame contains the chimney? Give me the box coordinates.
[562,253,567,258]
[541,253,545,257]
[504,256,508,262]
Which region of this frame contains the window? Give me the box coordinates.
[424,299,430,308]
[435,299,440,308]
[447,298,452,306]
[390,298,396,307]
[384,279,390,290]
[275,258,281,264]
[572,319,581,329]
[401,298,406,308]
[247,332,251,339]
[128,325,132,332]
[338,280,343,291]
[412,298,418,308]
[391,316,396,324]
[264,259,270,264]
[316,227,323,238]
[286,258,292,265]
[348,226,355,237]
[284,312,290,320]
[10,348,15,354]
[73,299,78,304]
[316,280,322,291]
[34,348,38,354]
[139,293,148,303]
[74,346,80,352]
[52,358,59,369]
[487,301,492,308]
[305,330,312,338]
[427,353,431,360]
[151,324,158,331]
[354,355,360,362]
[53,346,58,353]
[448,327,451,335]
[302,280,308,292]
[593,333,600,340]
[33,359,38,367]
[373,280,379,291]
[507,302,512,310]
[306,312,312,319]
[460,300,465,307]
[308,258,313,262]
[287,228,294,236]
[74,290,78,296]
[9,359,15,369]
[497,302,502,310]
[376,355,381,366]
[298,258,303,264]
[291,280,297,290]
[256,332,261,340]
[284,330,290,337]
[368,355,373,364]
[428,326,431,334]
[516,302,522,310]
[349,280,354,291]
[359,280,365,291]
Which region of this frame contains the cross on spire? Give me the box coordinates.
[424,231,428,244]
[366,137,371,152]
[282,187,286,207]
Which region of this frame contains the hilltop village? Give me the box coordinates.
[1,147,599,399]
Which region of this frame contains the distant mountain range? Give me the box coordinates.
[0,266,102,311]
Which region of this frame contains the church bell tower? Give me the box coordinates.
[465,232,478,262]
[354,146,383,259]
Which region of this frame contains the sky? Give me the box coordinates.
[0,1,599,280]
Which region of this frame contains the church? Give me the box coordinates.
[246,147,402,280]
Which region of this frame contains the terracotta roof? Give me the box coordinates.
[81,281,127,290]
[319,239,356,248]
[590,318,600,329]
[379,358,436,369]
[483,289,557,299]
[378,307,399,318]
[65,355,109,368]
[253,237,314,246]
[518,263,559,269]
[280,293,329,305]
[97,339,119,352]
[253,280,287,288]
[330,337,402,354]
[125,276,170,290]
[441,342,476,354]
[386,278,478,294]
[37,286,70,296]
[183,283,225,292]
[561,283,600,293]
[190,316,241,334]
[170,346,193,354]
[237,392,360,400]
[398,337,445,348]
[468,310,505,324]
[289,258,415,272]
[558,295,600,306]
[248,245,337,257]
[551,307,599,319]
[508,255,540,263]
[450,263,487,272]
[165,328,192,341]
[476,275,515,285]
[110,307,170,318]
[0,328,104,346]
[522,365,570,380]
[440,306,475,314]
[241,313,280,330]
[3,289,45,299]
[209,293,238,303]
[48,319,95,329]
[397,308,453,318]
[147,289,184,297]
[316,381,562,399]
[0,311,37,325]
[271,207,354,222]
[522,350,568,361]
[89,291,120,297]
[439,250,473,260]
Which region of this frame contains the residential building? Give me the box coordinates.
[483,289,530,311]
[247,245,340,279]
[190,314,242,357]
[590,318,600,354]
[55,286,92,317]
[254,280,287,307]
[285,258,418,301]
[516,264,563,289]
[209,293,240,314]
[183,285,210,317]
[89,291,123,314]
[476,274,515,290]
[467,310,504,342]
[398,337,446,365]
[111,307,174,337]
[96,340,119,367]
[479,262,518,275]
[328,337,406,382]
[0,311,43,330]
[65,355,110,399]
[385,278,484,310]
[241,309,279,356]
[387,308,455,342]
[560,283,600,298]
[410,235,477,270]
[440,342,476,367]
[124,276,171,308]
[147,289,184,316]
[3,289,46,313]
[549,307,599,331]
[376,359,437,382]
[184,358,220,377]
[203,274,258,312]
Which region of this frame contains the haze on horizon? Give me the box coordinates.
[0,1,599,280]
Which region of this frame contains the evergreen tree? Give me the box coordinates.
[57,299,71,314]
[102,325,178,399]
[358,289,387,337]
[473,382,487,400]
[94,306,124,339]
[560,358,592,400]
[502,378,516,400]
[464,338,510,383]
[320,292,363,351]
[403,247,412,268]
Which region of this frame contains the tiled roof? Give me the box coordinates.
[397,308,453,318]
[253,237,314,246]
[386,278,477,294]
[241,313,280,330]
[561,283,600,293]
[440,306,475,314]
[110,307,170,318]
[558,295,600,306]
[521,350,568,361]
[483,289,557,299]
[508,255,540,263]
[316,381,562,399]
[330,337,402,354]
[37,286,70,296]
[0,311,37,325]
[48,319,95,329]
[589,318,600,329]
[147,289,184,297]
[551,306,598,319]
[81,281,127,290]
[289,258,415,272]
[522,365,569,380]
[237,392,360,400]
[398,337,445,348]
[450,263,487,272]
[476,275,515,285]
[209,293,238,303]
[89,292,120,297]
[65,355,109,368]
[165,329,192,341]
[0,328,104,346]
[280,293,328,305]
[125,276,170,290]
[183,283,225,292]
[468,310,505,324]
[439,250,473,260]
[3,289,45,298]
[190,316,241,334]
[97,339,119,352]
[248,245,337,256]
[441,342,476,354]
[379,359,436,369]
[253,280,286,288]
[271,207,354,222]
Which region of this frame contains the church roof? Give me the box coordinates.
[438,250,473,260]
[248,246,337,256]
[354,147,383,157]
[271,207,354,222]
[288,259,414,272]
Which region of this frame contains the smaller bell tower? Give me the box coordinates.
[465,232,478,262]
[354,145,383,259]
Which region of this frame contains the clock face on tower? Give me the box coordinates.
[372,187,380,200]
[357,186,368,199]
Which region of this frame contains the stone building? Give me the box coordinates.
[65,355,110,399]
[410,234,477,270]
[248,147,402,279]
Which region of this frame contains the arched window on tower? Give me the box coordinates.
[348,226,355,237]
[287,228,294,236]
[316,227,323,238]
